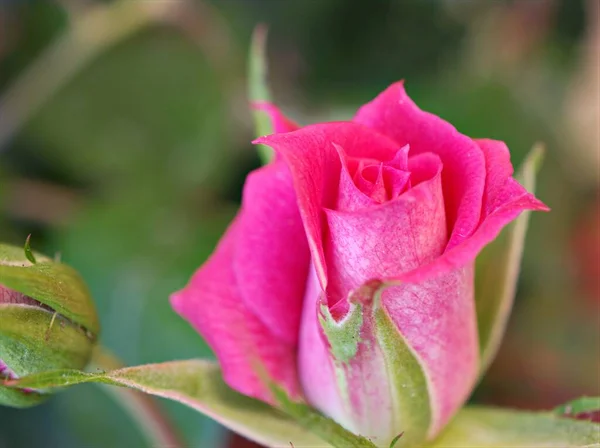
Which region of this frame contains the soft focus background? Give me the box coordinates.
[0,0,598,447]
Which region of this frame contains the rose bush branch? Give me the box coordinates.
[4,359,600,447]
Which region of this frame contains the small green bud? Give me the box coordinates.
[0,241,99,407]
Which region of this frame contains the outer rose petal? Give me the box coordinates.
[383,266,478,437]
[299,269,400,442]
[234,161,310,345]
[476,138,548,219]
[171,218,303,402]
[252,101,299,133]
[353,81,486,251]
[393,140,548,284]
[298,265,347,427]
[171,159,308,402]
[255,122,401,289]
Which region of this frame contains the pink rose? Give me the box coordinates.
[171,82,547,444]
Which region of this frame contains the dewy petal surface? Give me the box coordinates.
[255,122,401,289]
[353,81,486,251]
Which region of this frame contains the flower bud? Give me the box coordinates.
[0,241,99,407]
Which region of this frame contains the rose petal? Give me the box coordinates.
[234,161,310,345]
[394,142,548,285]
[382,265,479,437]
[299,271,406,442]
[170,219,301,403]
[324,155,446,312]
[476,139,549,219]
[353,81,486,251]
[336,144,379,211]
[298,264,348,426]
[336,144,411,211]
[255,123,401,289]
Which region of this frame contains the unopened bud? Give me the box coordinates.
[0,240,99,407]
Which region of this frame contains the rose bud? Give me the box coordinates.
[171,83,548,446]
[0,241,99,407]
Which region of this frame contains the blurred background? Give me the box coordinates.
[0,0,598,447]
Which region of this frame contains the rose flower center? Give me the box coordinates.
[347,157,411,204]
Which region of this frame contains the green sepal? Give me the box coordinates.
[0,242,100,336]
[0,383,46,408]
[475,144,544,374]
[248,24,275,164]
[319,281,431,447]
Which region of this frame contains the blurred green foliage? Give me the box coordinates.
[0,0,598,446]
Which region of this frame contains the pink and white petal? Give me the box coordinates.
[252,101,300,134]
[383,265,479,437]
[299,273,401,442]
[234,161,310,346]
[298,265,349,426]
[324,156,446,311]
[170,220,301,403]
[255,122,401,289]
[353,81,486,250]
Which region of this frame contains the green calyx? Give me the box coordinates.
[0,240,99,407]
[319,281,432,447]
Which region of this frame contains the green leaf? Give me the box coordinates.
[554,397,600,419]
[0,243,100,336]
[319,281,431,447]
[248,24,275,164]
[427,406,600,447]
[3,360,333,447]
[475,144,545,374]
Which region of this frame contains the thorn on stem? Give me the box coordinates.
[389,432,404,448]
[45,312,58,341]
[24,234,37,264]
